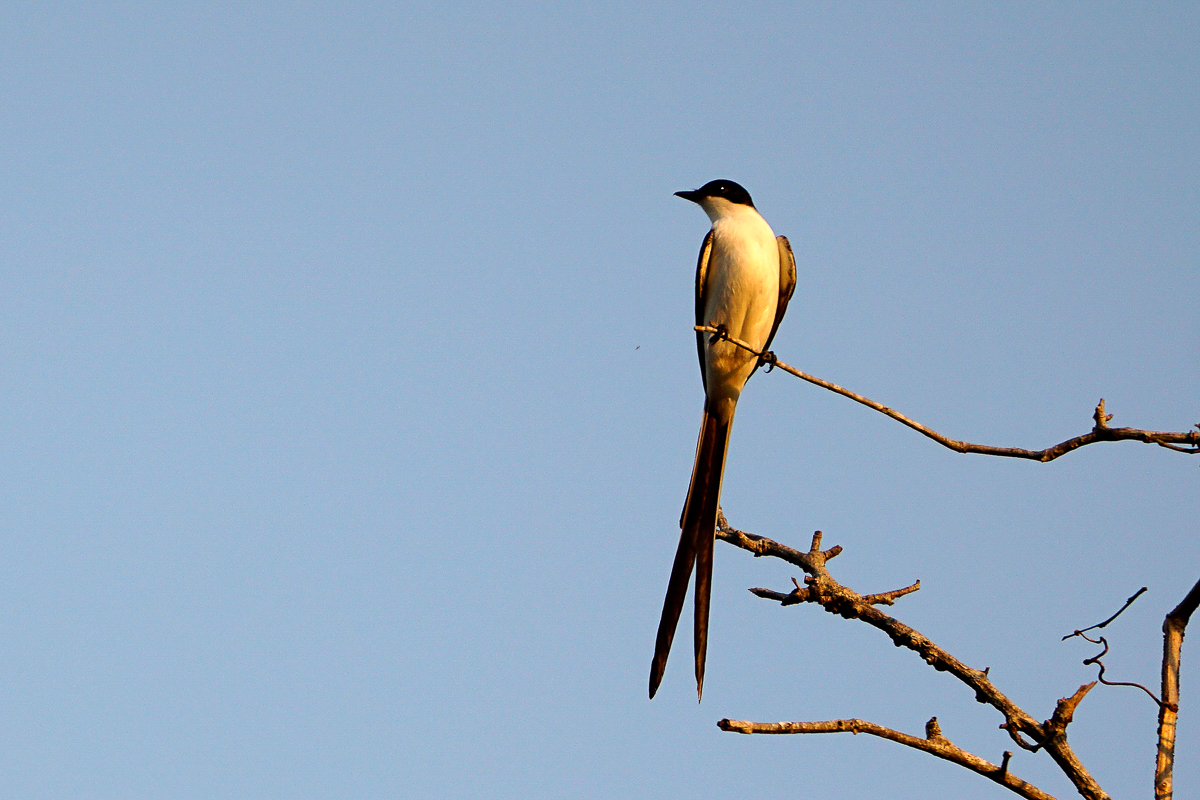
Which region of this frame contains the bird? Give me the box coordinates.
[649,180,796,701]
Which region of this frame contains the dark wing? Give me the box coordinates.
[692,229,714,390]
[762,235,797,354]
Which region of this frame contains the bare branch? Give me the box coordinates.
[717,520,1114,800]
[698,325,1193,798]
[718,716,1057,800]
[1156,577,1200,800]
[697,324,1200,461]
[714,511,829,572]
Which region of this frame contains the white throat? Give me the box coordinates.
[698,196,759,225]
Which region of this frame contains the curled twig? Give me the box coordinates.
[1074,635,1166,707]
[1064,589,1165,707]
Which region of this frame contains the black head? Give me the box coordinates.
[674,179,755,208]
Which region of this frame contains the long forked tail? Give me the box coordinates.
[649,398,734,700]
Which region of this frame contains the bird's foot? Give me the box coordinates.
[708,323,729,345]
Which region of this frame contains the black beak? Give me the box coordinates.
[674,189,703,203]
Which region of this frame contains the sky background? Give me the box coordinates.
[1,2,1197,798]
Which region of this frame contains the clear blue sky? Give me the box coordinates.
[1,2,1196,798]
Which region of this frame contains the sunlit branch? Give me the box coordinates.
[696,324,1200,461]
[1156,577,1200,800]
[718,716,1055,800]
[716,520,1113,800]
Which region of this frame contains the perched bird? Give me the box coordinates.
[650,180,796,701]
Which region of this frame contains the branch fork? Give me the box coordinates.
[715,519,1115,800]
[687,329,1198,799]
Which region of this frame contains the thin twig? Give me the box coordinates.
[696,324,1200,461]
[1063,587,1148,640]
